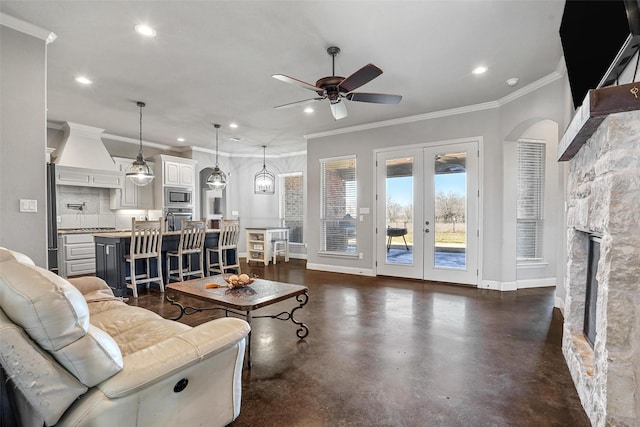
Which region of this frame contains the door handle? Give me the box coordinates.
[425,228,430,233]
[425,221,430,225]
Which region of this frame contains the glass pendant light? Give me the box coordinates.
[126,101,154,186]
[207,123,227,190]
[254,145,275,194]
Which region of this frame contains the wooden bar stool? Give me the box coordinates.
[207,220,241,275]
[166,219,206,282]
[125,218,163,298]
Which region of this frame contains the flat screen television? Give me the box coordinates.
[560,0,640,108]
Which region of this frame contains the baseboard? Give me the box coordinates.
[555,295,565,313]
[479,280,517,291]
[516,277,556,289]
[240,253,307,261]
[306,263,375,277]
[479,277,556,292]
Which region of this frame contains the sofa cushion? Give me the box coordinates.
[0,260,123,386]
[50,324,124,387]
[0,247,35,265]
[0,260,89,350]
[0,309,88,426]
[89,302,190,356]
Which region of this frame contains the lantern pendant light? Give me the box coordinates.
[126,101,155,186]
[254,145,275,194]
[206,124,227,190]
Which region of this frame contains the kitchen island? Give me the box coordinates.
[94,229,228,297]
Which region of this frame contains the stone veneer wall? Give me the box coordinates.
[563,110,640,426]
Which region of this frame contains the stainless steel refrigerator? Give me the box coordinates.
[46,163,59,274]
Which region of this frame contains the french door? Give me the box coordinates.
[376,141,479,285]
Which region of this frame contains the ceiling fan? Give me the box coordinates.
[272,46,402,120]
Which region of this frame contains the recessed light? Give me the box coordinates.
[229,123,238,129]
[74,76,93,85]
[134,24,157,37]
[304,107,314,113]
[177,137,185,142]
[506,77,519,87]
[472,66,488,75]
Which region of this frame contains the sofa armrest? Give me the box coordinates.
[97,317,250,398]
[68,276,120,302]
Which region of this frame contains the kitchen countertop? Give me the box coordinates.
[58,228,130,235]
[94,229,221,238]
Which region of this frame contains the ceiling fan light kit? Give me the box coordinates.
[273,45,402,120]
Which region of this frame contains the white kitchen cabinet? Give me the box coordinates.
[59,233,96,277]
[163,160,194,187]
[56,165,122,189]
[110,158,154,209]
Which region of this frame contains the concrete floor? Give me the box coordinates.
[131,259,590,427]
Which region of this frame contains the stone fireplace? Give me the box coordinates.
[562,110,640,426]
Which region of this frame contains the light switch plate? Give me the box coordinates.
[20,199,37,213]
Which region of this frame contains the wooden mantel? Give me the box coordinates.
[558,81,640,161]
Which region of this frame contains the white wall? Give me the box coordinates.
[306,76,572,291]
[0,25,48,265]
[190,148,307,255]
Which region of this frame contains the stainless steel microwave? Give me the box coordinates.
[164,187,192,207]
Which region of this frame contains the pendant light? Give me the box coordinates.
[254,145,275,194]
[206,123,227,190]
[126,101,155,186]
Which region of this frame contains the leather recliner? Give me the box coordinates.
[0,247,250,427]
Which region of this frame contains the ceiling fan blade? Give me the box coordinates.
[346,92,402,104]
[338,63,383,93]
[272,74,322,93]
[330,101,348,120]
[274,98,324,109]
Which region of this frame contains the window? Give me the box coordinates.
[516,140,545,261]
[279,172,304,244]
[320,156,357,254]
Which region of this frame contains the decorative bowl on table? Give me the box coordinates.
[224,274,255,288]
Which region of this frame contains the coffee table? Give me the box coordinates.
[166,275,309,367]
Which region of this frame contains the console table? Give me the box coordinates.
[245,227,289,265]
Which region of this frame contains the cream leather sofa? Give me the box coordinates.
[0,247,250,427]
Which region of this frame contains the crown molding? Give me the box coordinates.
[0,13,57,44]
[306,66,567,140]
[47,121,179,151]
[191,145,306,159]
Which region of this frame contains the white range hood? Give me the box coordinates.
[53,122,122,188]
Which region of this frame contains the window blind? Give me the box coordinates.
[320,156,357,254]
[517,141,545,261]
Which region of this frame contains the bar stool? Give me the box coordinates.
[272,239,289,264]
[207,220,241,275]
[125,218,164,298]
[166,219,206,282]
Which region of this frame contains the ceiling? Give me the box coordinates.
[1,1,566,156]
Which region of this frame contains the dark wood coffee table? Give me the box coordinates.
[166,276,309,367]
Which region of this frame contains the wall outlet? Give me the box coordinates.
[20,199,37,213]
[358,253,363,259]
